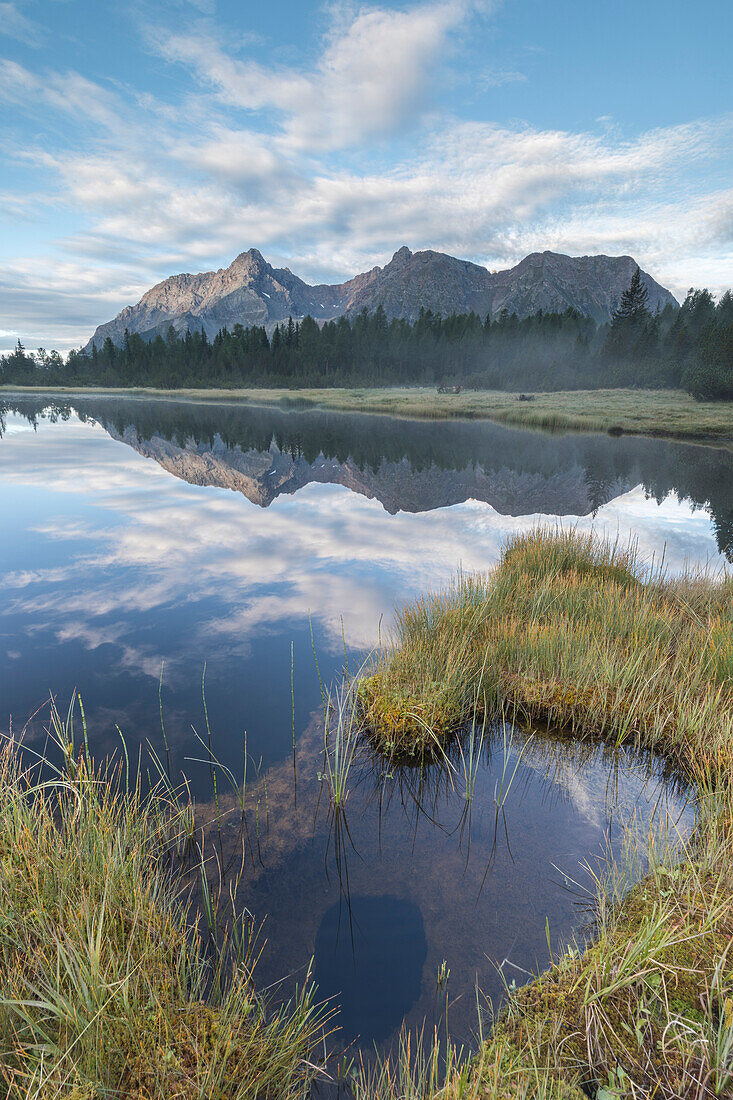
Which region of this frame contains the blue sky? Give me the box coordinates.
[1,0,731,351]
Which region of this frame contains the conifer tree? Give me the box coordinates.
[613,266,649,322]
[604,267,651,360]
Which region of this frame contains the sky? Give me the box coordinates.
[0,0,731,353]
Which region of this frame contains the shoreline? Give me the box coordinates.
[359,528,733,1096]
[2,384,733,445]
[2,529,730,1097]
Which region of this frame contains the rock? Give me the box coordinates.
[84,247,678,351]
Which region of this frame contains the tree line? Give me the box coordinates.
[2,270,732,399]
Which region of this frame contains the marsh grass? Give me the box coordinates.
[3,527,731,1098]
[359,527,732,776]
[5,386,733,443]
[0,702,331,1100]
[351,527,733,1098]
[320,678,362,812]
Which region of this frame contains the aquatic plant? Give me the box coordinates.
[319,676,363,811]
[0,709,331,1099]
[353,527,733,1098]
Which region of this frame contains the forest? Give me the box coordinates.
[2,271,732,399]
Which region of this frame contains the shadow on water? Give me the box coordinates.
[181,700,693,1083]
[314,896,428,1047]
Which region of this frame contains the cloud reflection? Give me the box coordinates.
[0,412,728,683]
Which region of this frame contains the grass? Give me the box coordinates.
[3,385,733,443]
[3,528,733,1097]
[351,528,733,1098]
[0,703,330,1099]
[358,528,732,769]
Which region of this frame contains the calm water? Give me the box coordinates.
[0,393,727,1057]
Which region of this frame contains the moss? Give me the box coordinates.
[459,866,733,1097]
[355,530,733,1098]
[356,673,467,757]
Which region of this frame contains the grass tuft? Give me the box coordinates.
[359,527,732,775]
[0,714,328,1099]
[353,527,733,1099]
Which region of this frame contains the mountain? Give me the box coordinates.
[85,247,677,351]
[106,423,633,517]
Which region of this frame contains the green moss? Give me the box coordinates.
[357,673,466,757]
[352,529,733,1098]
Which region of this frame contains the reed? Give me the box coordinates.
[320,677,362,811]
[0,712,330,1099]
[353,527,733,1098]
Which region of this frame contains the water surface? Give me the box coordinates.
[0,394,724,1057]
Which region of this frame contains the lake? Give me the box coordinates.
[0,393,727,1061]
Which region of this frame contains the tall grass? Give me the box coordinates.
[353,528,733,1098]
[359,527,732,777]
[0,706,330,1099]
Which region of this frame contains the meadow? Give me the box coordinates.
[3,385,733,443]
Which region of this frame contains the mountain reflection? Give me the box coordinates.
[2,395,732,559]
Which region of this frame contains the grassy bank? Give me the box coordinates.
[3,531,733,1098]
[3,385,733,443]
[354,529,733,1098]
[0,714,327,1099]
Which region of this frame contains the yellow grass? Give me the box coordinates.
[3,385,733,442]
[352,529,733,1098]
[0,710,328,1099]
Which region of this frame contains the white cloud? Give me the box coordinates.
[0,2,731,349]
[480,68,526,87]
[0,2,45,47]
[0,60,124,128]
[155,1,480,151]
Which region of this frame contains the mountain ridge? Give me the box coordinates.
[85,246,678,351]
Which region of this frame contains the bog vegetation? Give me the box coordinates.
[358,527,733,764]
[353,528,733,1098]
[2,529,732,1098]
[2,273,732,399]
[0,705,330,1099]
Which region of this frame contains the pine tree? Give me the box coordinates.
[613,266,649,322]
[604,267,651,360]
[717,291,733,328]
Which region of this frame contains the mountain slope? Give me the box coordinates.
[85,247,677,350]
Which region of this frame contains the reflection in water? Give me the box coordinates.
[315,896,427,1047]
[0,395,714,1058]
[0,398,726,789]
[199,718,691,1056]
[2,395,732,558]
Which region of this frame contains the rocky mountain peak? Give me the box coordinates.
[231,248,268,273]
[85,246,678,351]
[389,246,413,266]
